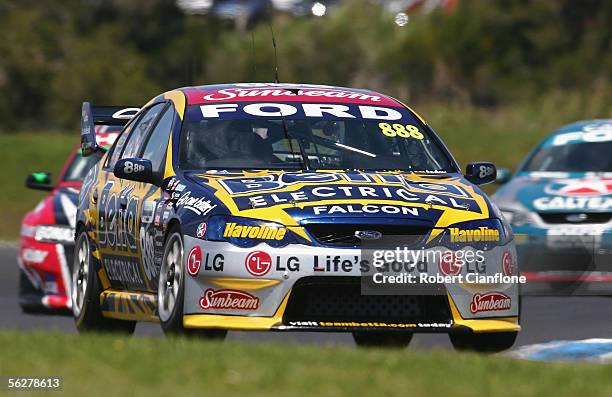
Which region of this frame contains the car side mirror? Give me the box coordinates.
[25,172,53,191]
[114,158,154,184]
[495,167,512,184]
[465,162,497,185]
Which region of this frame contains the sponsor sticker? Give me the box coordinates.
[187,246,202,276]
[550,124,612,146]
[245,250,272,277]
[534,179,612,211]
[312,204,420,216]
[438,252,462,277]
[469,292,511,314]
[197,102,404,121]
[192,84,393,105]
[223,222,286,240]
[176,192,217,216]
[22,248,48,263]
[103,256,146,289]
[544,179,612,197]
[502,251,515,277]
[449,227,500,243]
[287,321,452,328]
[196,223,207,238]
[199,288,259,311]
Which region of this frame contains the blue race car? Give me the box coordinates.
[493,119,612,292]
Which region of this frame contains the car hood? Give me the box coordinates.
[493,173,612,213]
[188,170,497,229]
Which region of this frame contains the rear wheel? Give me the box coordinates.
[449,331,517,353]
[158,227,226,340]
[72,229,135,334]
[352,331,413,348]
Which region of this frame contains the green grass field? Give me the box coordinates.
[0,99,602,240]
[0,331,611,397]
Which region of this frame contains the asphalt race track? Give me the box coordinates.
[2,245,612,349]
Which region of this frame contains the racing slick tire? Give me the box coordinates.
[449,331,517,353]
[72,229,136,334]
[352,331,413,348]
[158,226,226,340]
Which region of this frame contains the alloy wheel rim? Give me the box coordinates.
[158,235,183,322]
[72,235,89,317]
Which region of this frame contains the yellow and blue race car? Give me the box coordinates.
[73,83,520,351]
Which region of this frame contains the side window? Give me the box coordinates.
[105,121,136,170]
[141,106,175,172]
[121,103,165,159]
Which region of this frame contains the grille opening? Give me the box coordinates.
[283,277,450,324]
[538,212,612,224]
[304,223,430,247]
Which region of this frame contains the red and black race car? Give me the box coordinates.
[18,111,137,313]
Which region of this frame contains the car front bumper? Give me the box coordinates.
[182,236,520,333]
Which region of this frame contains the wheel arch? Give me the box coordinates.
[165,217,182,239]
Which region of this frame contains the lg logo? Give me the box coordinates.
[187,246,202,276]
[245,251,272,277]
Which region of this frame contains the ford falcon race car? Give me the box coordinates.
[73,83,520,351]
[19,113,136,313]
[493,119,612,293]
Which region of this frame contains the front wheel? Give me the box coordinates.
[72,229,135,334]
[158,227,226,340]
[352,331,413,348]
[449,331,517,353]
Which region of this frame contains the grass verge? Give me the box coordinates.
[1,330,611,397]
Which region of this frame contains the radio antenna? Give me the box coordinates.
[250,30,257,78]
[268,23,280,84]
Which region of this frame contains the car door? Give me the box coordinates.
[134,103,177,292]
[96,102,167,292]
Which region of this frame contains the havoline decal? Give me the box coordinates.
[223,222,286,240]
[449,227,500,243]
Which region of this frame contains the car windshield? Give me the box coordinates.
[179,103,454,172]
[523,141,612,173]
[62,151,104,182]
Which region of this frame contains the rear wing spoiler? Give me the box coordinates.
[80,102,140,156]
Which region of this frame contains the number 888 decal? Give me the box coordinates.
[378,123,424,139]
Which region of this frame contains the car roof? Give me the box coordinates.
[550,118,612,135]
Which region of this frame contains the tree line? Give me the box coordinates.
[0,0,610,131]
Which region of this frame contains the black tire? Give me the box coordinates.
[158,226,226,340]
[72,229,135,334]
[449,331,517,353]
[352,331,413,348]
